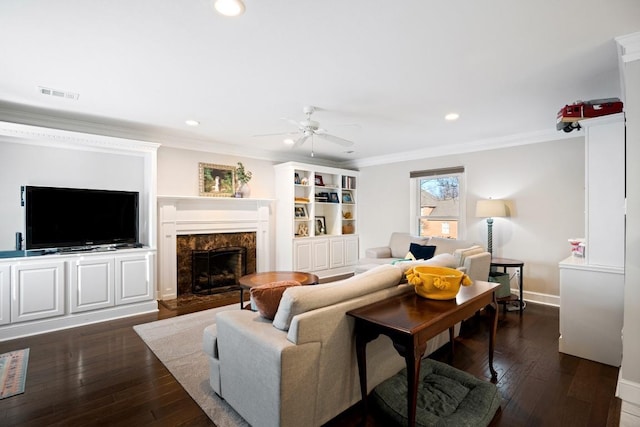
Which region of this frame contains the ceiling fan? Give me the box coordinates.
[257,106,355,157]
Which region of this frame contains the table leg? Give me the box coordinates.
[239,288,244,309]
[404,341,428,427]
[518,266,524,314]
[488,296,498,380]
[355,328,372,421]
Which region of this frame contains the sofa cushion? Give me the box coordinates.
[389,232,431,258]
[272,264,402,331]
[430,237,481,256]
[393,253,459,273]
[409,243,436,260]
[250,280,302,320]
[453,245,485,267]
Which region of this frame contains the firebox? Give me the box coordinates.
[191,246,247,294]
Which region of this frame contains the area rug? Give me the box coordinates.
[133,305,249,427]
[0,348,29,399]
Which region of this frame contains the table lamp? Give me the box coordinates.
[475,199,507,255]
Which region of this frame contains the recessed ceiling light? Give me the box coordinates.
[213,0,245,17]
[284,138,295,145]
[185,119,200,126]
[445,113,460,121]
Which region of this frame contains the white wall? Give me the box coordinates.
[0,140,145,251]
[619,37,640,422]
[358,137,585,301]
[157,146,276,199]
[1,131,586,302]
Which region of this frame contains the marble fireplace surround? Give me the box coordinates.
[157,196,274,300]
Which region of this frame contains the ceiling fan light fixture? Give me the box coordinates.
[283,138,295,145]
[445,112,460,121]
[185,119,200,126]
[213,0,245,17]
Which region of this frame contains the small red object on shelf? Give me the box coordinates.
[556,98,623,132]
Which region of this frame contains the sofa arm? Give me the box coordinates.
[365,246,392,258]
[462,252,491,283]
[215,310,321,427]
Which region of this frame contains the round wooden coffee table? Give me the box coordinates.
[238,271,319,309]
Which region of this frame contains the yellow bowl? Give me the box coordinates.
[405,266,472,300]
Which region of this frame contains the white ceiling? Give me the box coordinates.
[0,1,638,167]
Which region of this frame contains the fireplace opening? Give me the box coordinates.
[191,247,246,294]
[176,232,257,299]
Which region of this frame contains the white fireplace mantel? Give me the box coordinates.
[156,195,274,300]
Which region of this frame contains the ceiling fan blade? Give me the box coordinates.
[293,134,310,148]
[315,132,354,147]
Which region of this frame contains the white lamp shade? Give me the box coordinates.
[476,199,507,218]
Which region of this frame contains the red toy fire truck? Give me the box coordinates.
[556,98,623,132]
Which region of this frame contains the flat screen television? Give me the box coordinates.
[25,185,139,251]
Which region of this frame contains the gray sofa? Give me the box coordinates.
[357,232,492,283]
[202,264,458,427]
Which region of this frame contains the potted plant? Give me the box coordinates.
[235,162,252,198]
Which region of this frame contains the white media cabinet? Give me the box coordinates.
[0,248,156,341]
[0,121,160,342]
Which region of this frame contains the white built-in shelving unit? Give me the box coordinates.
[274,162,359,278]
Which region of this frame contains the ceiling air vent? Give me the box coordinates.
[38,86,79,100]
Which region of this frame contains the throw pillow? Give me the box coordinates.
[250,280,302,320]
[409,243,436,260]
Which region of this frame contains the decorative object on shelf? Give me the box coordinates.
[199,163,235,197]
[234,162,252,198]
[475,198,507,255]
[294,205,308,219]
[342,175,356,189]
[342,223,354,234]
[294,196,309,203]
[294,173,301,184]
[342,210,352,219]
[568,238,586,257]
[405,266,472,300]
[342,191,353,203]
[329,192,339,203]
[300,177,309,185]
[297,223,309,237]
[315,174,324,186]
[315,192,329,202]
[315,216,326,235]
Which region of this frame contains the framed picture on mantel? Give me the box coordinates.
[199,163,235,197]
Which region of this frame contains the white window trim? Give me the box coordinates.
[409,171,467,239]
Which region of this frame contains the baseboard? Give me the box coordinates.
[617,377,640,408]
[511,288,560,307]
[0,300,158,342]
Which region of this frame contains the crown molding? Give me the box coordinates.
[343,127,580,169]
[616,31,640,63]
[0,120,159,155]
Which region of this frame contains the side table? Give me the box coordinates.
[237,271,319,309]
[490,257,525,314]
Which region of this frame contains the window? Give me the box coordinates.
[410,167,464,239]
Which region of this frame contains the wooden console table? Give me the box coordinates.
[347,281,499,427]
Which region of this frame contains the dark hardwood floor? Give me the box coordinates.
[0,297,621,426]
